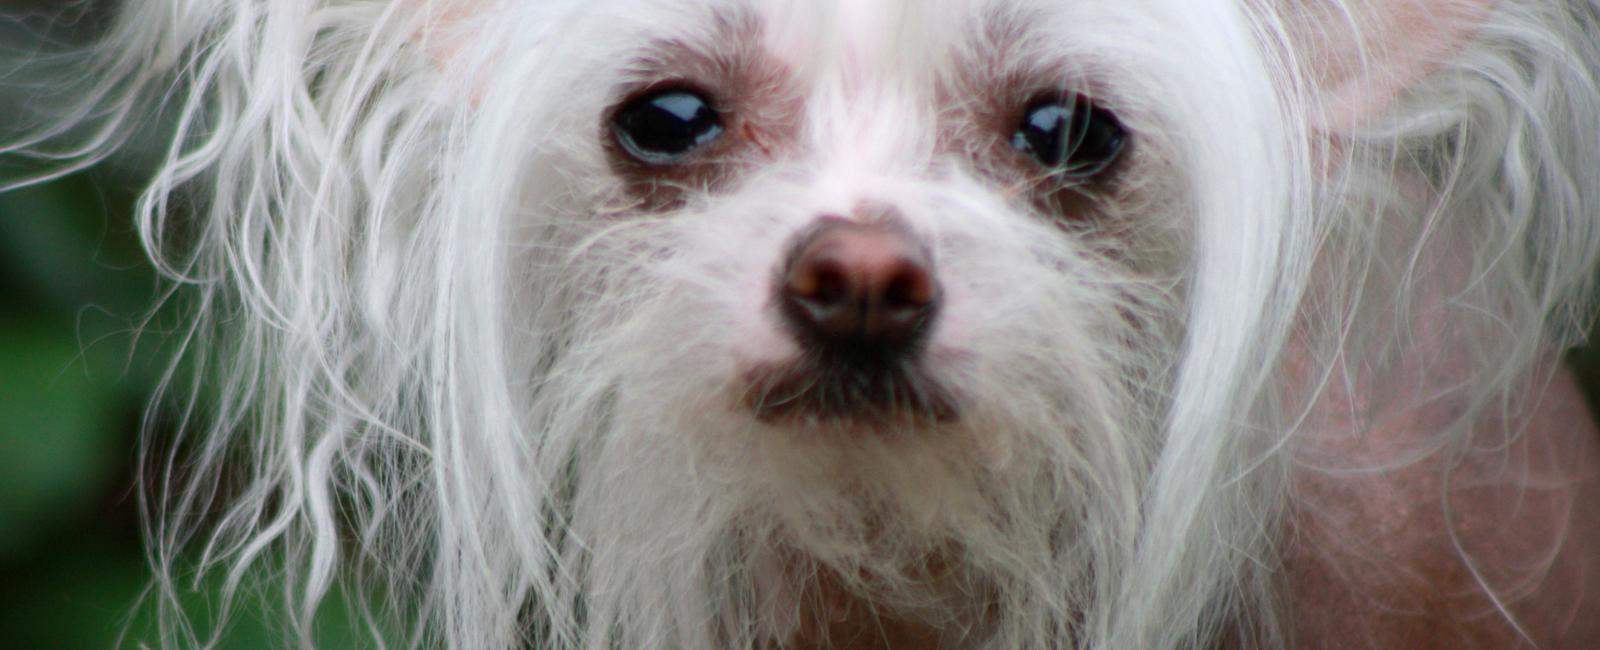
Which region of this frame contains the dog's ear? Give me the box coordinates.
[1301,0,1497,132]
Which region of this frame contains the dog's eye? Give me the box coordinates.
[612,88,725,164]
[1012,95,1126,178]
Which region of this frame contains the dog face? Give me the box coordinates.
[490,3,1216,643]
[20,0,1599,647]
[373,3,1315,645]
[532,0,1184,534]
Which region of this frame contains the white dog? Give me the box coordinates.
[6,0,1600,648]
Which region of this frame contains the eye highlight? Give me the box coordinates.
[1011,95,1126,179]
[611,87,725,165]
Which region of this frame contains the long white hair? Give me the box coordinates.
[3,0,1597,648]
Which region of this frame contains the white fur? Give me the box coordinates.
[3,0,1598,648]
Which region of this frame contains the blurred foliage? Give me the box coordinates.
[0,172,154,648]
[0,176,146,558]
[0,172,368,648]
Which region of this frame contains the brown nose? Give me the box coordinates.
[780,216,939,361]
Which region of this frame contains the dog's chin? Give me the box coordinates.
[713,348,1048,530]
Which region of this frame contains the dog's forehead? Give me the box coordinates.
[613,0,1142,85]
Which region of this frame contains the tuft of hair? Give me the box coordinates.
[2,0,1597,648]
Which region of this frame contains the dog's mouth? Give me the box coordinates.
[742,355,960,428]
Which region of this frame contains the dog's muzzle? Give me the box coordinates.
[744,216,957,426]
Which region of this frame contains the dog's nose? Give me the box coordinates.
[780,217,939,359]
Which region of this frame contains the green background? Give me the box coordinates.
[0,171,369,648]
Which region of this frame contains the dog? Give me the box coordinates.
[5,0,1600,647]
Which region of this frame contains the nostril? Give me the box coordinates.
[884,262,936,310]
[790,258,850,306]
[779,217,940,358]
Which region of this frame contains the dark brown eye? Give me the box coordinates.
[1012,95,1126,179]
[612,88,725,165]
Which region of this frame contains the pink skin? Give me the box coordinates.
[1285,366,1600,648]
[1280,163,1597,645]
[1283,2,1600,642]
